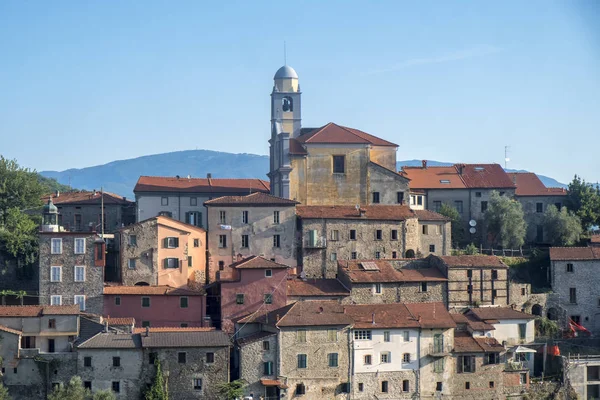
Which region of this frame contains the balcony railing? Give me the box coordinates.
[427,343,453,357]
[303,237,327,249]
[18,348,40,358]
[505,360,530,371]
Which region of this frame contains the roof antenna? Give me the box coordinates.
[284,41,287,65]
[504,145,510,170]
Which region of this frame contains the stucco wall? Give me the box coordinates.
[492,319,535,345]
[136,193,211,228]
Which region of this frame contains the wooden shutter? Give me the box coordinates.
[174,237,179,248]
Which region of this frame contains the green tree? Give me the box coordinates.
[439,203,464,246]
[92,390,115,400]
[0,156,45,225]
[543,205,583,246]
[47,376,90,400]
[565,175,600,231]
[145,359,168,400]
[0,380,12,400]
[0,208,39,267]
[484,191,527,248]
[216,380,245,400]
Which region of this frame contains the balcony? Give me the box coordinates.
[18,348,40,358]
[303,237,327,249]
[505,360,530,371]
[427,343,453,357]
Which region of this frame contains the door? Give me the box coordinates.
[265,387,278,400]
[48,339,55,353]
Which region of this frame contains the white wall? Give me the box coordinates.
[492,319,535,345]
[353,328,419,373]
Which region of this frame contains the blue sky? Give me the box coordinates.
[1,0,598,184]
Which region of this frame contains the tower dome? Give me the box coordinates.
[274,65,298,80]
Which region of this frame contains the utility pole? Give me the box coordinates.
[101,187,104,239]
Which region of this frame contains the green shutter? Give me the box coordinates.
[163,258,168,269]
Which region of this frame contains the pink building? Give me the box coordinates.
[219,256,290,333]
[103,285,206,328]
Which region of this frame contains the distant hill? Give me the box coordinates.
[40,150,568,198]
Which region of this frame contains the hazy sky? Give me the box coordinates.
[1,1,599,184]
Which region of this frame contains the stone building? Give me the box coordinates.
[102,285,206,328]
[549,246,600,333]
[267,65,410,206]
[134,175,270,229]
[286,278,350,303]
[465,307,535,346]
[297,205,450,278]
[564,354,600,399]
[47,190,135,233]
[117,215,206,287]
[429,255,510,310]
[204,192,298,282]
[336,259,447,305]
[0,305,80,400]
[508,172,568,243]
[236,331,280,400]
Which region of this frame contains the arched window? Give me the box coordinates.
[282,96,293,112]
[532,304,543,316]
[135,281,150,286]
[547,307,558,321]
[405,249,415,259]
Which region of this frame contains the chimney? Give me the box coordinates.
[372,313,376,325]
[176,175,180,179]
[206,173,212,179]
[55,190,60,198]
[276,314,280,322]
[145,326,150,337]
[104,320,109,333]
[512,175,517,185]
[187,174,191,179]
[457,164,464,175]
[422,160,428,169]
[359,208,366,217]
[418,315,422,323]
[343,307,346,314]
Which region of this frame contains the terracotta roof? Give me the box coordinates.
[436,255,508,268]
[404,302,457,329]
[45,191,133,205]
[467,307,534,321]
[134,176,270,194]
[369,161,405,178]
[229,255,290,270]
[451,313,469,324]
[77,332,141,349]
[260,379,288,389]
[289,138,307,155]
[401,163,515,189]
[0,324,22,335]
[339,260,447,283]
[296,123,397,147]
[344,304,421,329]
[204,192,298,206]
[140,330,230,348]
[287,279,350,297]
[453,332,503,353]
[276,301,354,327]
[413,209,450,221]
[401,166,467,189]
[103,285,204,296]
[0,305,80,317]
[459,164,515,189]
[104,317,135,326]
[549,247,600,261]
[463,313,496,331]
[507,172,567,197]
[236,303,297,325]
[133,327,215,333]
[296,205,415,221]
[591,236,600,244]
[236,331,277,346]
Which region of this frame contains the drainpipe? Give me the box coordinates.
[416,329,421,397]
[178,193,181,221]
[347,324,354,400]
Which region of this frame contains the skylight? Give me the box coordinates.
[440,180,451,184]
[474,167,485,171]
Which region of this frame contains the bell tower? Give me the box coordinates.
[268,65,302,199]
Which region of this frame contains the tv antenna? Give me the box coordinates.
[504,145,510,169]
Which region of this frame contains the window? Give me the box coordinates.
[297,354,307,368]
[391,229,398,240]
[178,352,187,364]
[128,258,136,269]
[84,356,92,367]
[489,381,495,388]
[403,380,410,392]
[351,251,357,260]
[421,282,428,292]
[330,230,339,241]
[185,211,202,227]
[520,373,527,385]
[180,297,189,308]
[350,229,356,240]
[129,235,137,246]
[241,234,249,248]
[264,293,273,304]
[327,329,337,342]
[433,201,442,212]
[219,211,226,224]
[429,244,435,252]
[403,331,410,342]
[84,381,92,390]
[273,211,280,224]
[112,381,120,393]
[242,211,249,224]
[190,197,197,206]
[422,225,428,235]
[51,238,62,254]
[262,340,270,351]
[402,353,411,363]
[206,352,215,363]
[165,237,179,248]
[295,383,305,395]
[194,239,199,247]
[328,353,338,367]
[397,192,404,204]
[571,315,581,325]
[570,288,577,304]
[492,289,498,298]
[536,202,543,213]
[113,357,121,367]
[330,252,337,261]
[236,294,244,305]
[522,288,527,296]
[74,295,86,311]
[433,358,445,373]
[455,200,463,214]
[297,329,307,343]
[263,361,273,375]
[74,214,82,230]
[383,331,391,342]
[481,201,488,212]
[158,211,172,217]
[458,355,476,373]
[381,352,391,363]
[50,295,61,305]
[467,284,473,294]
[567,263,574,273]
[392,251,397,259]
[372,192,380,204]
[375,251,381,259]
[46,319,56,329]
[519,323,527,340]
[475,191,482,198]
[187,255,193,267]
[142,321,150,327]
[491,269,499,280]
[486,353,500,364]
[467,269,473,278]
[218,261,225,270]
[364,354,372,365]
[354,330,372,340]
[465,382,471,390]
[74,238,86,254]
[161,197,168,206]
[180,323,188,328]
[50,266,61,282]
[374,283,382,294]
[193,378,202,391]
[273,235,280,248]
[218,235,227,248]
[358,383,364,392]
[381,381,389,393]
[74,266,85,282]
[164,258,178,269]
[112,296,120,307]
[375,230,382,240]
[142,297,151,307]
[417,196,423,206]
[333,155,345,173]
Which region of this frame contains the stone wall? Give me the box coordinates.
[419,328,455,396]
[449,353,519,400]
[352,371,416,399]
[517,195,566,243]
[342,282,445,305]
[418,221,451,256]
[120,220,159,285]
[368,163,409,205]
[444,266,509,309]
[239,333,278,398]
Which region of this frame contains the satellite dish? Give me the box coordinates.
[469,220,477,227]
[469,227,477,234]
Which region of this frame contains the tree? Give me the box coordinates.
[438,203,464,246]
[216,380,245,400]
[0,381,11,400]
[0,156,45,225]
[92,390,116,400]
[47,376,90,400]
[565,175,600,231]
[484,191,527,248]
[0,208,39,267]
[145,359,168,400]
[543,205,583,246]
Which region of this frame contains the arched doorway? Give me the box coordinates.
[547,307,558,321]
[405,249,415,259]
[135,281,150,286]
[532,304,543,316]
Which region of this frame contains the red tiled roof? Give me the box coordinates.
[370,161,405,178]
[133,327,215,333]
[459,164,515,189]
[236,331,277,346]
[45,191,133,205]
[289,138,307,155]
[134,176,270,194]
[463,313,496,331]
[277,301,354,327]
[550,247,600,261]
[296,123,397,147]
[0,324,22,335]
[287,279,350,297]
[0,305,80,317]
[229,255,290,270]
[104,317,135,326]
[204,192,298,206]
[344,304,421,329]
[454,332,503,353]
[591,236,600,245]
[437,255,508,268]
[401,163,516,189]
[413,209,450,221]
[103,285,204,296]
[404,302,457,329]
[260,379,288,389]
[401,166,467,189]
[339,260,447,283]
[467,307,534,321]
[507,173,567,197]
[296,205,415,221]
